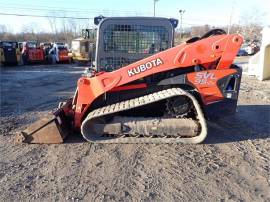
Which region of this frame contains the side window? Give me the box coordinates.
[13,43,17,49]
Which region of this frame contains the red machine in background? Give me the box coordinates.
[21,41,45,64]
[55,43,70,63]
[46,43,70,64]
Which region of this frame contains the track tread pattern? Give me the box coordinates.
[81,88,207,144]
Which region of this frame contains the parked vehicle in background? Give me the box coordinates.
[241,42,260,55]
[70,29,96,64]
[40,42,53,63]
[18,42,23,52]
[237,49,248,56]
[0,41,21,66]
[249,42,260,55]
[55,43,70,63]
[21,41,45,64]
[47,43,70,64]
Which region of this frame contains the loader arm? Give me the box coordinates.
[74,34,243,129]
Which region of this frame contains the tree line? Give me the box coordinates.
[0,23,263,45]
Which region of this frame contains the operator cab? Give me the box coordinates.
[26,41,38,49]
[94,16,178,72]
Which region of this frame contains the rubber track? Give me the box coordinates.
[81,88,207,144]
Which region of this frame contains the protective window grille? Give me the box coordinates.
[103,24,169,53]
[101,24,170,71]
[99,57,139,72]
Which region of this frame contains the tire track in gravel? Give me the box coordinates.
[214,116,270,176]
[119,146,161,201]
[208,118,270,201]
[144,144,223,201]
[40,143,94,201]
[82,144,154,201]
[0,135,48,201]
[144,144,187,201]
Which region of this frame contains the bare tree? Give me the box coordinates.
[0,24,7,33]
[190,24,211,37]
[47,11,59,42]
[67,19,78,37]
[238,8,264,40]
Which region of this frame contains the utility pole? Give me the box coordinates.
[153,0,159,17]
[228,1,236,34]
[179,9,185,39]
[228,7,233,34]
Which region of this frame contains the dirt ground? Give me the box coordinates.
[0,62,269,202]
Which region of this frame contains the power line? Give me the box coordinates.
[0,5,92,14]
[0,12,93,20]
[182,22,226,26]
[0,4,145,15]
[0,3,228,25]
[185,18,227,23]
[0,9,227,27]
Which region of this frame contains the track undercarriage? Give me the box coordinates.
[81,88,207,143]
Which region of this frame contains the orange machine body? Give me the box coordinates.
[58,48,70,62]
[28,49,44,62]
[67,34,243,129]
[22,42,45,63]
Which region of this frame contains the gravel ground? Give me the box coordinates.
[0,61,269,202]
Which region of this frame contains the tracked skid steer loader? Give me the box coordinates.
[15,17,243,144]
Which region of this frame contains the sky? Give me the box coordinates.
[0,0,269,33]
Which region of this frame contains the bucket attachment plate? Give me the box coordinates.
[15,110,71,144]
